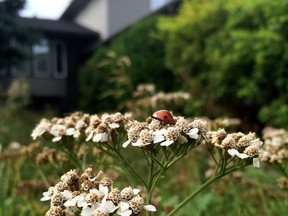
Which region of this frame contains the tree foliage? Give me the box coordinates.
[158,0,288,128]
[79,15,177,112]
[0,0,32,69]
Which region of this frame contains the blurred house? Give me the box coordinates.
[0,0,179,111]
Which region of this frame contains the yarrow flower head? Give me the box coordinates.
[32,112,132,143]
[260,127,288,164]
[122,115,207,148]
[41,167,156,216]
[208,129,263,167]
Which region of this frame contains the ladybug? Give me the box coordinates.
[151,110,175,124]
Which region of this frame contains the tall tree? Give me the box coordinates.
[0,0,32,69]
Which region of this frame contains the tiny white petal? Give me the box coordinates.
[86,132,94,141]
[132,140,143,147]
[117,202,131,215]
[81,206,93,216]
[93,133,101,142]
[99,185,109,195]
[187,128,199,139]
[66,128,76,136]
[118,201,130,210]
[153,134,165,143]
[40,196,51,201]
[40,191,51,201]
[118,209,132,216]
[144,205,157,212]
[228,148,239,156]
[237,153,249,159]
[132,188,141,195]
[253,158,260,168]
[228,149,249,159]
[109,123,120,128]
[152,129,166,135]
[100,133,108,142]
[105,200,118,213]
[122,140,131,148]
[64,200,75,207]
[52,136,62,142]
[78,199,88,208]
[62,190,73,199]
[160,140,174,146]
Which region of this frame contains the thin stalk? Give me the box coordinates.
[167,162,248,215]
[146,155,155,216]
[61,146,83,170]
[167,174,221,216]
[114,150,147,188]
[38,168,50,188]
[82,143,87,171]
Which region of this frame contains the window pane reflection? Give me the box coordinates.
[53,41,67,79]
[33,39,51,78]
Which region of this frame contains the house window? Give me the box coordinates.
[52,41,67,79]
[33,39,51,78]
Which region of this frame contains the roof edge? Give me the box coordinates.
[60,0,92,20]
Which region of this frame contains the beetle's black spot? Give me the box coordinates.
[164,115,167,118]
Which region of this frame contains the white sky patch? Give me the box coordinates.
[19,0,72,20]
[150,0,173,11]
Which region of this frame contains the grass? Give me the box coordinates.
[0,105,287,216]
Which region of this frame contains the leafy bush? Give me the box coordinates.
[78,16,177,113]
[158,0,288,128]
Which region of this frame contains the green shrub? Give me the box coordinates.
[158,0,288,128]
[79,15,177,113]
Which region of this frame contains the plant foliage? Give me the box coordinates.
[158,0,288,127]
[78,16,177,112]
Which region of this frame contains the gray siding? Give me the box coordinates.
[108,0,150,37]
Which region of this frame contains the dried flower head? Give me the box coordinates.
[51,192,68,207]
[120,186,135,201]
[175,117,190,133]
[61,170,79,186]
[129,196,144,214]
[92,208,108,216]
[189,119,208,134]
[41,168,156,216]
[45,206,65,216]
[260,127,288,164]
[108,188,121,204]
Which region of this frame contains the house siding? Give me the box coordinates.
[75,0,109,39]
[107,0,150,38]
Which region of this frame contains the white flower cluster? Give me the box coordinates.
[150,91,190,107]
[130,83,190,110]
[208,129,263,167]
[260,127,288,163]
[41,167,156,216]
[123,117,207,148]
[31,112,132,143]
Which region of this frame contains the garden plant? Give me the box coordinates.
[31,111,264,215]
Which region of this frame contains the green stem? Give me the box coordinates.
[82,143,87,171]
[167,163,248,215]
[114,150,147,188]
[61,146,83,171]
[38,168,50,188]
[167,174,221,216]
[279,163,288,178]
[146,155,155,216]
